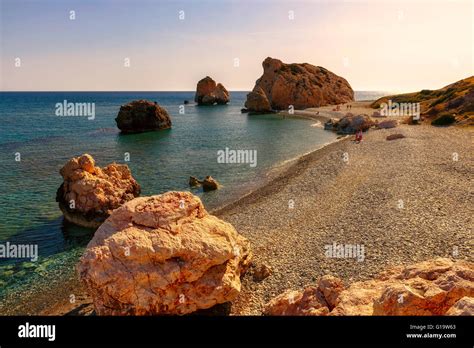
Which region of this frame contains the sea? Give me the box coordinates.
[0,90,387,304]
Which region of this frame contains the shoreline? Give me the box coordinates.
[2,110,472,316]
[0,120,347,316]
[212,136,350,217]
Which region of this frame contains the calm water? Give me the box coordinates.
[0,91,386,300]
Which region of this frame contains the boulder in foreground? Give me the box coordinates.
[264,258,474,316]
[78,191,252,315]
[56,154,141,228]
[115,100,172,134]
[195,76,230,105]
[244,57,354,113]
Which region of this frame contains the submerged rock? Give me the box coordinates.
[115,100,172,134]
[244,57,354,113]
[56,154,141,228]
[264,258,474,316]
[77,191,252,315]
[188,176,201,187]
[195,77,230,105]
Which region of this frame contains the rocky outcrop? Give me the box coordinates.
[244,57,354,113]
[77,191,251,315]
[324,114,374,134]
[56,154,141,228]
[115,100,172,134]
[244,86,272,113]
[264,258,474,316]
[195,77,230,105]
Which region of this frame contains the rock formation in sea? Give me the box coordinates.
[115,100,172,134]
[77,191,252,315]
[244,57,354,113]
[264,258,474,316]
[56,154,141,229]
[324,114,374,134]
[194,76,230,105]
[188,175,220,191]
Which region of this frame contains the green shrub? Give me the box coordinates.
[431,114,456,126]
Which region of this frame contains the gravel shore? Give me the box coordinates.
[216,124,473,315]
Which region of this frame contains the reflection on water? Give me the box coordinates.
[0,91,339,299]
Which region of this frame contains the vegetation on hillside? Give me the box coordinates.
[371,76,474,126]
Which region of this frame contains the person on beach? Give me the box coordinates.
[355,129,363,143]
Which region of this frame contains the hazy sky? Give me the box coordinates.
[1,0,472,92]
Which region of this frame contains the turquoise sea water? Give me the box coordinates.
[0,91,386,302]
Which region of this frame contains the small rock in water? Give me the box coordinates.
[189,176,201,187]
[202,176,220,191]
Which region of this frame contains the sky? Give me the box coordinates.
[1,0,473,92]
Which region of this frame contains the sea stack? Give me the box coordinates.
[78,191,252,315]
[115,99,172,134]
[56,154,141,228]
[194,76,230,105]
[244,57,354,113]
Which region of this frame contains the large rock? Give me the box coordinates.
[264,258,474,316]
[195,77,230,105]
[244,86,272,113]
[244,57,354,112]
[77,191,252,315]
[115,100,172,134]
[56,154,141,228]
[328,114,374,134]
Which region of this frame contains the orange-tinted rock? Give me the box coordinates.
[78,191,252,315]
[56,154,140,228]
[318,275,345,309]
[445,297,474,316]
[264,287,329,316]
[245,57,354,112]
[195,77,230,105]
[115,100,171,133]
[244,86,272,113]
[264,258,473,316]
